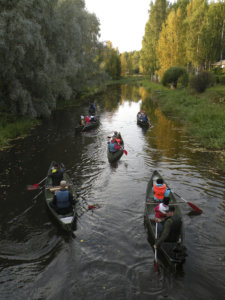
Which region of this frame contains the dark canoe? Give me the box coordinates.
[75,117,100,133]
[144,170,186,266]
[45,161,77,232]
[107,136,124,163]
[137,112,150,127]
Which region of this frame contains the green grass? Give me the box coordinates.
[0,115,39,149]
[139,80,225,150]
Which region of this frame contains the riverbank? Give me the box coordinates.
[139,80,225,150]
[0,115,39,150]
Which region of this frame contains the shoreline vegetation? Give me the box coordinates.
[138,79,225,151]
[0,115,40,150]
[1,76,224,159]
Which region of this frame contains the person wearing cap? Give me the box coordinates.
[49,164,64,186]
[154,205,182,249]
[154,197,170,234]
[51,180,75,214]
[153,178,170,202]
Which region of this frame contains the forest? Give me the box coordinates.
[0,0,121,119]
[0,0,224,120]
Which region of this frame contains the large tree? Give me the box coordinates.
[0,0,102,118]
[157,8,187,77]
[140,0,168,78]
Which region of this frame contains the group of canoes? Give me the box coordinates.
[35,108,190,270]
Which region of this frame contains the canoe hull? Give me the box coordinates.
[107,147,124,163]
[144,170,186,266]
[75,117,100,133]
[45,162,77,232]
[137,112,150,127]
[107,135,124,163]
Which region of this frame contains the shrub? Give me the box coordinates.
[161,66,189,88]
[190,71,214,93]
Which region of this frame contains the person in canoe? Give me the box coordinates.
[49,163,64,186]
[154,205,182,249]
[140,110,148,122]
[50,180,75,214]
[153,178,170,202]
[89,102,96,111]
[85,115,91,124]
[113,131,122,144]
[109,136,121,153]
[154,197,170,234]
[90,115,96,122]
[80,115,85,126]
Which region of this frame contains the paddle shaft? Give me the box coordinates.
[154,223,158,272]
[172,190,202,213]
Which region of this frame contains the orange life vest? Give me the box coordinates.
[153,183,166,200]
[115,138,121,144]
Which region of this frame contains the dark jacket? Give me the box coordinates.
[50,169,64,186]
[156,214,182,247]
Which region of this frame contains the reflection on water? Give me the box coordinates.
[0,84,224,299]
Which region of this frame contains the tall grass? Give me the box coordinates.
[0,116,39,149]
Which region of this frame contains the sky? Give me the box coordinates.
[85,0,151,53]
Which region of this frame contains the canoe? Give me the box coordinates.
[75,116,100,133]
[144,170,186,267]
[137,112,150,127]
[107,134,124,163]
[45,161,77,232]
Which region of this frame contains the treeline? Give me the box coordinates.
[140,0,225,80]
[0,0,121,119]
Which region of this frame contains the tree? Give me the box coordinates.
[161,66,189,88]
[0,0,103,118]
[185,0,208,72]
[157,8,187,78]
[140,0,168,78]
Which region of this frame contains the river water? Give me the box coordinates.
[0,85,224,300]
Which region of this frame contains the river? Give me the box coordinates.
[0,85,224,300]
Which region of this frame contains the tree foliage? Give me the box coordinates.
[190,71,214,92]
[141,0,225,80]
[0,0,103,118]
[140,0,168,78]
[161,66,189,88]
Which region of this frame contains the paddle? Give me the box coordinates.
[172,190,202,214]
[154,222,158,273]
[27,176,47,190]
[122,148,128,155]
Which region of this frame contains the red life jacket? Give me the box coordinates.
[154,203,168,218]
[153,183,166,200]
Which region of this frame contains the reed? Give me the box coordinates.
[0,116,39,149]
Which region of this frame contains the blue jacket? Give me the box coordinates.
[55,190,71,208]
[109,142,116,152]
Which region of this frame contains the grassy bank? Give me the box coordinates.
[139,80,225,150]
[0,115,40,150]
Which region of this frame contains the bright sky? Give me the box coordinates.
[85,0,150,53]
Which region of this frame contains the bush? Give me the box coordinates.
[190,71,214,93]
[161,66,189,88]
